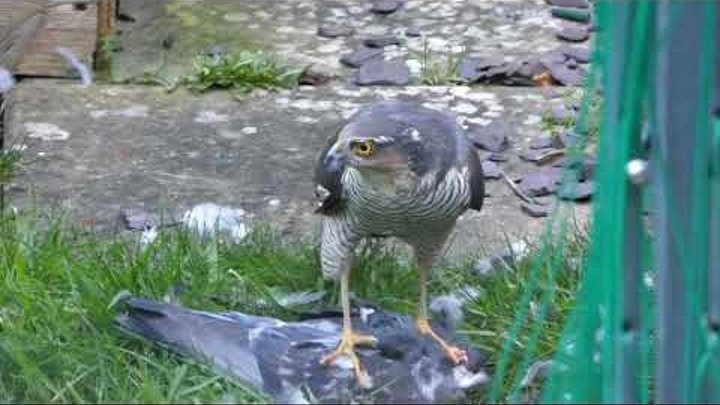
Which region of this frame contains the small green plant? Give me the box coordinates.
[415,39,465,86]
[0,147,23,185]
[584,94,603,140]
[182,51,302,94]
[98,35,121,59]
[542,91,603,143]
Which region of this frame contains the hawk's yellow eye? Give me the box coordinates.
[352,140,376,157]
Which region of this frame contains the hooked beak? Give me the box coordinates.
[323,140,347,173]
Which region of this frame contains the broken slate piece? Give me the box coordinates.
[481,161,501,180]
[540,50,567,67]
[530,136,558,150]
[405,27,421,37]
[551,104,576,122]
[355,59,412,85]
[561,131,584,148]
[581,158,596,180]
[519,172,562,197]
[469,121,510,152]
[521,202,550,218]
[548,0,590,8]
[458,57,483,82]
[370,0,404,14]
[317,24,354,38]
[517,58,549,79]
[120,208,158,230]
[530,136,553,149]
[558,181,594,201]
[363,35,402,48]
[298,69,334,86]
[459,57,507,82]
[561,46,591,63]
[485,64,512,78]
[549,63,586,86]
[340,47,384,68]
[489,152,508,162]
[557,26,590,42]
[502,61,524,79]
[520,148,561,163]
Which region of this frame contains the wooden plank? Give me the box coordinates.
[97,0,116,39]
[0,0,98,78]
[0,0,46,27]
[0,1,47,70]
[0,14,46,70]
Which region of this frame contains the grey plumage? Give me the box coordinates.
[115,296,489,404]
[314,100,485,279]
[312,100,485,386]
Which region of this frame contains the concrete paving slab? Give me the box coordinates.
[5,79,590,261]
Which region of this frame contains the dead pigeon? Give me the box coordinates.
[115,296,490,404]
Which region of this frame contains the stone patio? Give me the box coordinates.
[3,0,594,261]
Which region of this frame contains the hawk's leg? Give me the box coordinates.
[320,267,377,388]
[415,256,469,365]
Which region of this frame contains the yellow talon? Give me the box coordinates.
[416,317,469,365]
[320,330,378,388]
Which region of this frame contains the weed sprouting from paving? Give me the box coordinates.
[415,39,466,86]
[542,90,603,143]
[0,148,22,185]
[182,50,303,94]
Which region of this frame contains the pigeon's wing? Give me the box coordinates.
[313,130,346,215]
[115,298,266,389]
[467,147,485,212]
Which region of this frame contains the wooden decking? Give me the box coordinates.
[0,0,100,78]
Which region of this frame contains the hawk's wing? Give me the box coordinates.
[313,131,346,215]
[467,147,485,212]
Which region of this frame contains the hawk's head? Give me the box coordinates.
[322,101,441,177]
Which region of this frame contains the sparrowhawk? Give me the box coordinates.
[313,100,485,387]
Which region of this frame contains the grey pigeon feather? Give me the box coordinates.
[115,296,490,404]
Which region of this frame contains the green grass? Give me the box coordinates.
[108,50,303,96]
[0,208,587,403]
[542,90,603,143]
[181,51,302,94]
[0,148,22,185]
[414,39,465,86]
[97,35,121,61]
[467,228,589,402]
